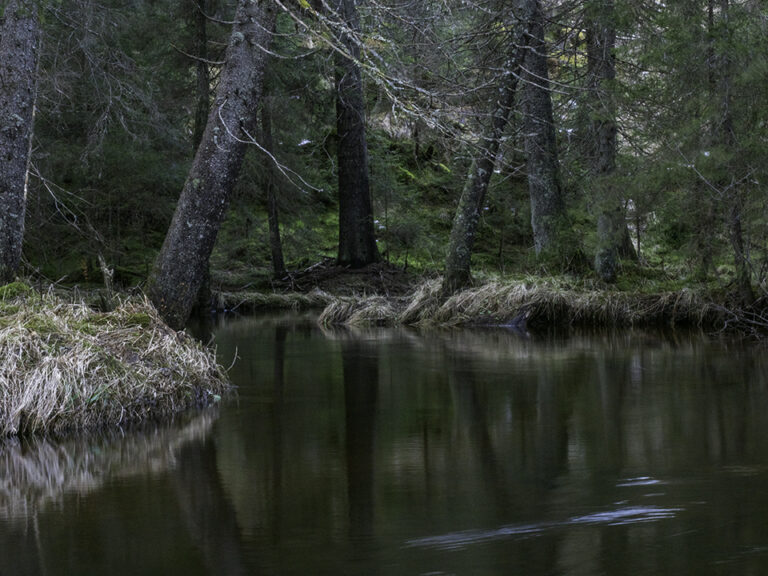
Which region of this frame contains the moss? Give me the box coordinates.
[0,303,20,319]
[23,316,59,335]
[0,281,32,300]
[122,312,153,327]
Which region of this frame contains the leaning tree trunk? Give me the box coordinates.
[0,0,41,283]
[442,9,534,295]
[333,0,379,268]
[520,0,569,260]
[148,0,277,329]
[587,0,623,282]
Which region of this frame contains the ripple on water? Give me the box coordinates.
[405,505,682,551]
[616,476,665,487]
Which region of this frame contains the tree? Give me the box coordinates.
[634,0,762,303]
[148,0,277,329]
[714,0,754,306]
[261,96,286,278]
[586,0,623,282]
[332,0,379,267]
[521,0,571,261]
[442,6,533,294]
[0,0,41,282]
[190,0,211,152]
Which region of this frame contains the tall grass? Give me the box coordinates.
[0,290,229,437]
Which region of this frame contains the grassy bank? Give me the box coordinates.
[0,286,229,437]
[319,277,744,331]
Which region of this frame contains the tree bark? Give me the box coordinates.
[261,98,286,278]
[520,0,568,259]
[586,0,623,282]
[192,0,210,152]
[333,0,379,268]
[0,0,40,283]
[442,10,534,295]
[148,0,277,329]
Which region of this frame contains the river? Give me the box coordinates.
[2,313,768,575]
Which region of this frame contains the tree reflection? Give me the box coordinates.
[0,413,219,575]
[173,436,252,576]
[270,324,287,542]
[341,336,378,544]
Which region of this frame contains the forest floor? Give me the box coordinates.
[270,258,422,296]
[213,258,424,313]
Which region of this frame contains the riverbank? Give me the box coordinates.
[206,261,766,334]
[0,285,229,437]
[317,276,765,334]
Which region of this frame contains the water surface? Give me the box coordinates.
[3,314,768,575]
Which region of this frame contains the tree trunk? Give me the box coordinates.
[717,0,754,306]
[0,0,40,283]
[442,157,500,294]
[618,222,638,260]
[148,0,277,329]
[333,0,379,268]
[586,0,623,282]
[520,0,569,260]
[442,7,534,295]
[192,0,210,152]
[261,98,286,279]
[190,0,212,319]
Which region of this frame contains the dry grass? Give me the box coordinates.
[319,276,728,330]
[0,289,229,437]
[318,295,401,326]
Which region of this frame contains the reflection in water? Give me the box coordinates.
[0,412,216,522]
[173,437,251,576]
[0,412,220,576]
[271,324,286,542]
[342,335,378,543]
[5,319,768,575]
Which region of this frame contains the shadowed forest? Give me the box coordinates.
[2,0,767,330]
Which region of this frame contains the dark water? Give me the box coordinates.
[3,314,768,575]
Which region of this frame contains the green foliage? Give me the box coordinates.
[14,0,768,303]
